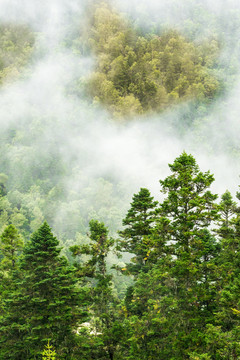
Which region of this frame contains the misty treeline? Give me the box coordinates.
[0,0,239,256]
[0,1,236,119]
[0,24,34,85]
[85,2,220,117]
[1,152,240,359]
[1,2,240,359]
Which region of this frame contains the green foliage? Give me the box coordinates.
[122,153,221,359]
[119,187,158,275]
[85,2,220,117]
[0,224,23,271]
[0,184,28,238]
[0,222,86,359]
[0,24,34,85]
[1,152,240,358]
[159,152,219,252]
[0,224,23,315]
[71,220,125,360]
[1,0,240,357]
[218,190,236,239]
[42,340,56,360]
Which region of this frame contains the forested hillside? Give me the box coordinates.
[86,3,220,117]
[1,153,240,359]
[1,0,240,359]
[0,24,34,85]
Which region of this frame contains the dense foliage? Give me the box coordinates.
[0,222,87,359]
[0,0,238,254]
[1,2,240,358]
[0,153,240,359]
[0,24,34,85]
[86,3,220,117]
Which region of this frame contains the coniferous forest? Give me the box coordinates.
[1,0,240,359]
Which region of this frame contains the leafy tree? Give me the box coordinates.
[0,224,23,316]
[0,24,34,85]
[0,173,7,197]
[0,180,28,236]
[85,2,220,117]
[0,224,23,272]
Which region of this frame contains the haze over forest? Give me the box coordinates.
[1,0,240,359]
[0,0,240,238]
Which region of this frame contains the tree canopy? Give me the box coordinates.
[85,2,220,117]
[0,153,240,359]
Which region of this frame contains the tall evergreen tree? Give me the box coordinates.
[206,190,240,359]
[126,152,220,359]
[0,222,86,360]
[119,187,158,276]
[217,190,236,243]
[71,220,125,360]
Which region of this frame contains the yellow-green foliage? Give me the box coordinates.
[87,2,219,117]
[0,24,34,85]
[42,340,56,360]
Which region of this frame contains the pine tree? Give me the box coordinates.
[41,340,56,360]
[126,153,220,359]
[71,220,125,360]
[119,187,158,276]
[206,191,240,359]
[217,190,236,243]
[0,222,86,360]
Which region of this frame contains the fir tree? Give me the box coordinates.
[207,190,240,358]
[71,220,125,360]
[119,187,158,275]
[0,222,86,360]
[41,340,56,360]
[126,153,220,359]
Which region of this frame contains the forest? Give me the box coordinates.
[1,0,240,359]
[1,152,240,360]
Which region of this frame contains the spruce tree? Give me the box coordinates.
[161,153,219,356]
[41,341,56,360]
[126,153,220,359]
[119,187,158,275]
[206,190,240,358]
[0,222,86,360]
[71,220,125,360]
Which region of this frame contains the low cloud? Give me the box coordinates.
[0,0,240,235]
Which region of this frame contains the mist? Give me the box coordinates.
[1,0,240,238]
